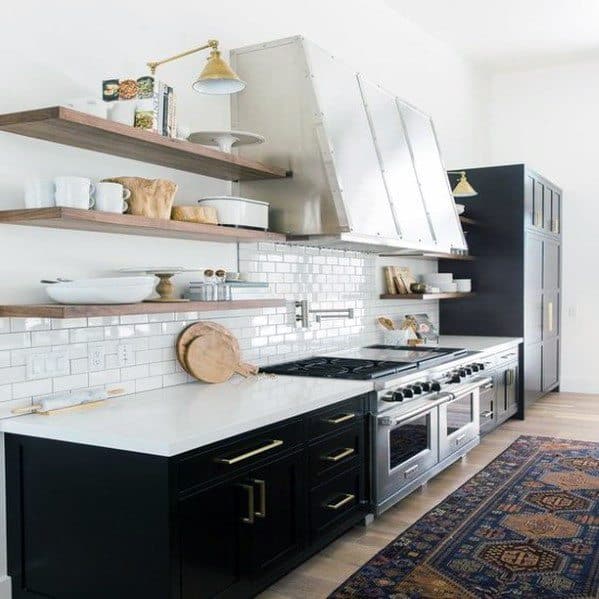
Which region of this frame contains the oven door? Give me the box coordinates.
[438,387,480,461]
[376,406,439,503]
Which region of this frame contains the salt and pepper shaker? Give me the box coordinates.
[215,269,230,301]
[203,268,215,301]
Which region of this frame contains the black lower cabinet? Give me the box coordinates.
[6,394,369,599]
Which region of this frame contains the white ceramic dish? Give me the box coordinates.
[423,273,453,285]
[455,203,465,215]
[45,276,155,304]
[439,282,458,293]
[187,130,265,153]
[198,196,269,230]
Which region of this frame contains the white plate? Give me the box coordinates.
[187,130,265,153]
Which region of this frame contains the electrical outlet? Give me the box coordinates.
[88,344,106,371]
[26,351,69,380]
[117,343,134,367]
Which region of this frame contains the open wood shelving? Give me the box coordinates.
[0,299,287,319]
[0,106,289,181]
[0,207,286,243]
[378,252,476,261]
[379,292,475,300]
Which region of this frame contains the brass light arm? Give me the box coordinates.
[147,39,219,75]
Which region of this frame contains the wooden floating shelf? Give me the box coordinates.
[0,207,286,243]
[379,252,476,261]
[0,299,287,319]
[379,293,476,300]
[0,106,289,181]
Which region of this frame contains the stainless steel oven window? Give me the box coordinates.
[389,412,431,470]
[445,394,474,435]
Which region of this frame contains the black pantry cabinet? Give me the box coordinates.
[6,395,370,599]
[440,164,561,411]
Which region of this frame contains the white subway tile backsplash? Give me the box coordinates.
[53,373,89,392]
[0,333,31,351]
[0,398,32,419]
[31,330,69,347]
[1,243,438,417]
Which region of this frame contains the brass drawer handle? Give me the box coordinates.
[325,493,355,510]
[324,413,355,425]
[404,464,419,477]
[321,447,355,462]
[214,439,283,465]
[239,484,254,524]
[252,479,266,518]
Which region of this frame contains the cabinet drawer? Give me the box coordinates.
[310,468,362,538]
[177,419,303,492]
[307,396,365,439]
[308,425,362,486]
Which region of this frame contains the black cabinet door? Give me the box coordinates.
[543,337,560,391]
[247,451,306,578]
[525,343,543,405]
[525,235,543,344]
[179,476,251,599]
[543,239,560,291]
[543,186,553,231]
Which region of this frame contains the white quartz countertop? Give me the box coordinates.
[0,376,373,457]
[0,336,521,457]
[437,335,522,354]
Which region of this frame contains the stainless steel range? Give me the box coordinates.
[261,345,492,515]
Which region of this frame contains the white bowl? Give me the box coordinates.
[198,196,269,230]
[440,282,458,293]
[423,273,453,284]
[45,276,155,304]
[455,203,465,215]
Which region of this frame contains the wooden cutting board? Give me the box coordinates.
[185,330,256,383]
[176,322,235,373]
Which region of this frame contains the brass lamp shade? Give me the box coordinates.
[193,49,246,95]
[451,171,478,198]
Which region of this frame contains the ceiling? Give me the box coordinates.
[387,0,599,70]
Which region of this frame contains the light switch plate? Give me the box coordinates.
[26,351,69,380]
[88,344,106,371]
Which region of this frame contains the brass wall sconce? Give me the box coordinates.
[448,171,478,198]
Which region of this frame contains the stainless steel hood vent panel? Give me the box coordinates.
[230,36,467,254]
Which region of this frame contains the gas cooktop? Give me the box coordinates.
[260,357,417,380]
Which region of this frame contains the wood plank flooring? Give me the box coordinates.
[260,392,599,598]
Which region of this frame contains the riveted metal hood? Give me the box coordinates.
[230,36,467,254]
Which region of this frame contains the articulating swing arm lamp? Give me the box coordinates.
[146,39,246,95]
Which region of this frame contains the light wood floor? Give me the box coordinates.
[260,392,599,599]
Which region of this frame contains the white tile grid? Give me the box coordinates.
[0,243,439,416]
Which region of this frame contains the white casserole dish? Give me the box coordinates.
[45,276,156,304]
[198,196,269,230]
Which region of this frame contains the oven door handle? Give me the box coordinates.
[378,392,453,427]
[445,377,493,402]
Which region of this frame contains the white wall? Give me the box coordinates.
[488,58,599,393]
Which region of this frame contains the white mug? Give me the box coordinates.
[24,180,55,208]
[65,98,108,119]
[108,101,135,126]
[94,182,130,213]
[54,177,95,209]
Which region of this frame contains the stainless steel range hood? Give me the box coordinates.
[230,36,467,254]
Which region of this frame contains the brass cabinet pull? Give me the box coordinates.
[325,493,355,510]
[548,301,554,333]
[481,410,493,419]
[252,479,266,518]
[404,464,419,477]
[214,439,283,465]
[239,484,255,524]
[324,413,355,425]
[321,447,355,462]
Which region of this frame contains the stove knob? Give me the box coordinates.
[411,384,423,394]
[458,369,468,378]
[431,381,442,392]
[382,392,395,402]
[464,367,473,375]
[392,389,405,402]
[420,382,431,392]
[402,388,414,398]
[450,372,462,383]
[470,364,480,372]
[477,363,485,370]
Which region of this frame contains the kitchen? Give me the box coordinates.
[0,1,597,598]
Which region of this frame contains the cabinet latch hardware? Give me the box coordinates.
[321,447,355,462]
[214,439,283,465]
[239,484,255,524]
[324,412,355,425]
[324,493,355,510]
[251,479,266,518]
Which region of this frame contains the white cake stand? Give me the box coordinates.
[119,267,199,303]
[187,130,265,154]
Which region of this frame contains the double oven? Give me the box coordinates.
[375,375,485,514]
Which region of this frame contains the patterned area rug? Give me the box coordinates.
[330,436,599,598]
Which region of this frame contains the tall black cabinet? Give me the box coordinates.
[440,164,562,412]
